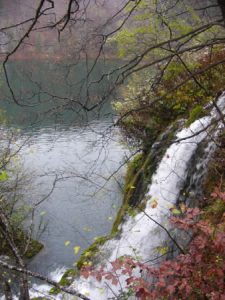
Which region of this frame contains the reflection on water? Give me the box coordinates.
[21,119,127,276]
[0,60,127,278]
[0,59,118,127]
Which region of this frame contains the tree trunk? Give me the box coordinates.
[19,275,30,300]
[4,281,13,300]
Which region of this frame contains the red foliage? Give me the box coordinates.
[81,189,225,299]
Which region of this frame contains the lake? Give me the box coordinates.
[0,59,128,277]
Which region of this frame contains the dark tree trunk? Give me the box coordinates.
[4,281,13,300]
[19,275,30,300]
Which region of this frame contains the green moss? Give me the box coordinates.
[200,132,225,224]
[76,236,111,270]
[202,133,225,197]
[111,151,158,234]
[204,199,225,223]
[48,268,79,295]
[186,105,205,126]
[49,287,61,295]
[61,268,78,279]
[111,152,146,234]
[124,153,144,191]
[0,229,43,259]
[24,239,44,259]
[112,124,177,235]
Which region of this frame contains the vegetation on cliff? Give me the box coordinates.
[79,1,225,298]
[1,0,225,299]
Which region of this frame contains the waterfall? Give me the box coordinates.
[2,95,224,300]
[67,94,225,300]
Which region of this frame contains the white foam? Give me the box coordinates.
[15,94,224,300]
[68,94,225,299]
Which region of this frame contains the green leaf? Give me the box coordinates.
[0,171,9,181]
[171,208,181,215]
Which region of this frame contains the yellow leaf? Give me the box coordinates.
[171,208,181,215]
[73,246,81,255]
[64,241,70,246]
[157,246,169,255]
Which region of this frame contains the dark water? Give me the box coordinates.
[0,60,127,277]
[22,121,126,276]
[1,59,119,127]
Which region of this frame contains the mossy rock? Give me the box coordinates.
[200,132,225,224]
[112,123,178,235]
[76,236,111,270]
[49,287,61,295]
[202,132,225,197]
[186,105,205,126]
[0,229,43,259]
[49,235,113,294]
[24,239,44,259]
[49,268,78,295]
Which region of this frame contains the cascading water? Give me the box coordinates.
[66,94,225,300]
[4,94,224,300]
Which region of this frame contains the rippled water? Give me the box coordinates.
[19,120,127,276]
[0,60,128,279]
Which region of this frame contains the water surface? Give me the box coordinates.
[0,60,128,277]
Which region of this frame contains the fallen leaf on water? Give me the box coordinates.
[73,246,81,255]
[64,241,70,246]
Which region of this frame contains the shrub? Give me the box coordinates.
[114,48,225,147]
[81,188,225,299]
